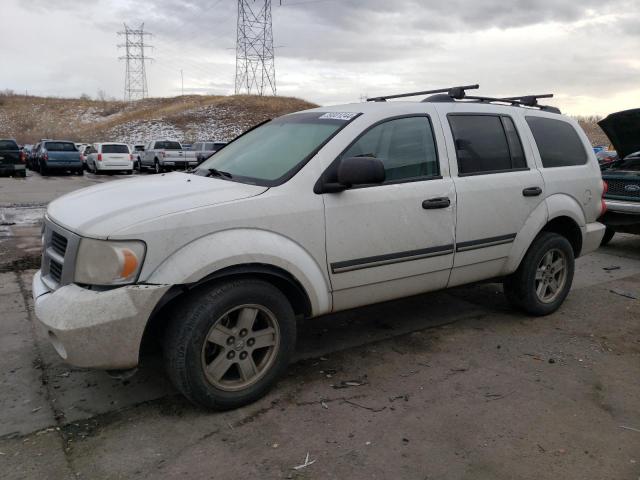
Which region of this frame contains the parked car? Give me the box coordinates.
[598,108,640,245]
[37,140,82,176]
[86,143,133,175]
[131,144,145,170]
[141,140,192,173]
[192,141,228,164]
[32,86,605,410]
[0,139,26,177]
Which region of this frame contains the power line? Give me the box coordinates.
[235,0,276,96]
[118,23,153,101]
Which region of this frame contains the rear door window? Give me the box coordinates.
[448,115,527,175]
[525,116,587,167]
[102,144,130,154]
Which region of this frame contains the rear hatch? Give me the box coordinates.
[101,144,131,166]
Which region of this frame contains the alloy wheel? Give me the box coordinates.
[534,248,568,303]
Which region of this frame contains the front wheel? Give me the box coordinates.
[503,232,574,316]
[163,279,296,409]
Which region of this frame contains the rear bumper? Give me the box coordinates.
[581,222,605,256]
[45,162,82,169]
[32,270,170,369]
[97,162,133,170]
[0,164,25,172]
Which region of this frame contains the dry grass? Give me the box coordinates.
[0,93,317,144]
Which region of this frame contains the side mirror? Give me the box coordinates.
[337,156,385,187]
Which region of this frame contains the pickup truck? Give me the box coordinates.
[598,108,640,244]
[37,140,83,176]
[32,85,605,410]
[192,141,228,164]
[0,139,26,177]
[141,140,195,173]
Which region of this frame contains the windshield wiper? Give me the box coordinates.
[206,168,233,179]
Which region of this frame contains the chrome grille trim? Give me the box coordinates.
[41,217,81,290]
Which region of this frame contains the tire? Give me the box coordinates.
[126,169,133,175]
[40,162,48,176]
[76,168,83,176]
[17,169,26,178]
[163,279,296,410]
[503,232,575,316]
[153,159,161,174]
[600,227,615,246]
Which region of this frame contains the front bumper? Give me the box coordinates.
[605,199,640,215]
[32,271,170,369]
[581,221,605,256]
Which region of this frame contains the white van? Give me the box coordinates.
[86,143,133,174]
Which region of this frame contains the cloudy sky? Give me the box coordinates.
[2,0,639,115]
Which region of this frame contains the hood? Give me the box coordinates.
[598,108,640,160]
[47,172,268,238]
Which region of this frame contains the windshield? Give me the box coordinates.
[194,111,359,185]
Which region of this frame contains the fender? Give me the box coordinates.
[146,228,332,316]
[504,193,586,273]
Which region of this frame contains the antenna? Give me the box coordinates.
[235,1,276,96]
[118,23,153,102]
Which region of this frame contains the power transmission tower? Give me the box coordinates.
[118,23,152,102]
[235,1,276,96]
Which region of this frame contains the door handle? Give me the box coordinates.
[522,186,542,197]
[422,197,451,209]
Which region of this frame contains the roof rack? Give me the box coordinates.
[460,94,560,113]
[366,84,479,102]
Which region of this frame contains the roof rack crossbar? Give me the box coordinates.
[501,94,553,107]
[366,84,479,102]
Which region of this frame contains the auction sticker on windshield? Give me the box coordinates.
[318,112,360,121]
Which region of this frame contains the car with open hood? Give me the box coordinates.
[32,84,605,410]
[598,108,640,245]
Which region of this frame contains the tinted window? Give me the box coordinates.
[102,144,129,154]
[341,116,439,182]
[134,145,145,151]
[45,142,77,152]
[214,143,227,149]
[526,116,587,167]
[449,115,516,175]
[155,141,182,150]
[0,140,18,150]
[502,117,526,169]
[204,142,215,150]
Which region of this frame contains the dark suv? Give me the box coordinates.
[598,108,640,244]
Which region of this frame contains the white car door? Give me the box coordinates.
[322,115,456,311]
[438,108,546,286]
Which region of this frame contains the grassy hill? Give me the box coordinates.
[0,92,610,147]
[0,93,317,145]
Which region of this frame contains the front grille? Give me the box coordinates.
[40,218,81,290]
[50,231,68,256]
[606,179,640,199]
[49,259,62,283]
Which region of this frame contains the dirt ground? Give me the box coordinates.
[0,173,639,479]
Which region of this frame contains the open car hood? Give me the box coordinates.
[598,108,640,160]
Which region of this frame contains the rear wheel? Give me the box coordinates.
[154,159,161,174]
[164,279,296,409]
[40,161,48,176]
[600,227,615,246]
[503,232,574,316]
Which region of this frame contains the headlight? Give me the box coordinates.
[74,239,146,286]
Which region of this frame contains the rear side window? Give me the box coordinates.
[525,116,587,167]
[45,142,77,152]
[448,115,526,175]
[204,142,215,150]
[0,140,18,150]
[102,144,129,154]
[341,116,440,182]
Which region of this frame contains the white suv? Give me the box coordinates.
[32,86,605,409]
